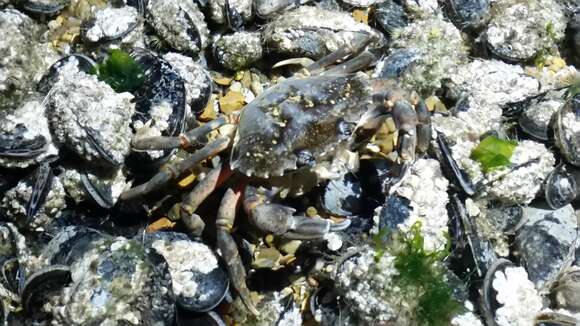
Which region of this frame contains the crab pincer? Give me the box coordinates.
[243,186,351,240]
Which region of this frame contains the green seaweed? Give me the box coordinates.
[470,135,518,173]
[372,227,391,262]
[90,49,145,93]
[375,222,461,325]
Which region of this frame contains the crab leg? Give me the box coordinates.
[243,186,350,239]
[120,137,230,201]
[167,164,234,236]
[306,32,377,74]
[132,115,236,151]
[216,188,259,315]
[415,100,432,153]
[391,100,419,162]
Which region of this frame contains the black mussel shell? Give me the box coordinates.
[433,132,475,195]
[26,162,53,221]
[21,265,72,320]
[144,232,229,313]
[41,226,108,266]
[175,309,226,326]
[0,124,48,160]
[321,173,362,217]
[127,49,187,170]
[18,0,70,16]
[449,194,496,277]
[377,195,411,232]
[373,0,407,35]
[442,0,490,30]
[80,10,139,44]
[481,258,515,325]
[37,54,96,95]
[80,172,114,209]
[374,48,422,79]
[309,285,343,326]
[553,96,580,167]
[545,164,577,210]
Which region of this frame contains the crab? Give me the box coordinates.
[119,33,432,314]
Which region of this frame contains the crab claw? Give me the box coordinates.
[250,204,350,239]
[392,100,418,162]
[415,100,432,153]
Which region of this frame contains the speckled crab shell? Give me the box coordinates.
[230,73,372,178]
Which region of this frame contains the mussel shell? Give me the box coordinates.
[26,162,53,221]
[41,226,108,266]
[126,0,148,15]
[374,48,422,79]
[21,265,72,320]
[80,7,140,44]
[535,311,579,326]
[0,124,48,159]
[554,96,580,167]
[128,49,187,169]
[80,172,114,209]
[433,132,475,195]
[481,258,515,325]
[442,0,490,30]
[0,257,22,294]
[309,285,343,326]
[321,173,362,217]
[37,54,96,95]
[377,195,411,232]
[373,0,407,35]
[144,232,229,313]
[175,309,226,326]
[18,0,70,16]
[545,164,577,210]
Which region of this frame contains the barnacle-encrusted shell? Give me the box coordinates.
[262,6,375,59]
[146,0,209,56]
[45,66,135,168]
[231,73,371,178]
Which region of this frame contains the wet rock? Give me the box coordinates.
[214,31,263,71]
[0,99,58,169]
[375,195,411,232]
[515,204,578,289]
[45,66,135,168]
